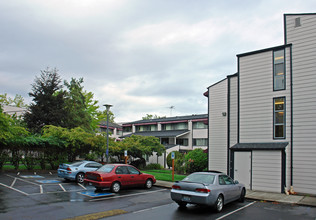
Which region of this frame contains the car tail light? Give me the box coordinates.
[195,188,210,193]
[66,167,71,173]
[172,185,181,190]
[97,176,103,181]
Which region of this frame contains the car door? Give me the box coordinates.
[127,166,142,186]
[221,175,240,202]
[115,166,130,186]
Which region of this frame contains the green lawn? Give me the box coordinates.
[142,169,187,182]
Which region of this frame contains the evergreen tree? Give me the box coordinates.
[24,68,68,133]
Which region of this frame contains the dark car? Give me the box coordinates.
[84,164,156,193]
[170,171,246,212]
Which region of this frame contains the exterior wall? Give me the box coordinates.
[239,49,291,143]
[238,47,291,193]
[208,79,227,173]
[252,151,282,193]
[228,76,238,148]
[285,14,316,194]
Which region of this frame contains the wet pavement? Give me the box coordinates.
[1,172,316,219]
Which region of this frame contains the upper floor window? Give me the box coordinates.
[273,49,285,91]
[123,126,132,132]
[274,97,285,139]
[162,122,188,130]
[193,121,207,129]
[136,124,157,132]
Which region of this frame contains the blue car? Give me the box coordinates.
[58,161,102,183]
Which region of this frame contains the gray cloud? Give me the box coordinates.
[1,0,315,122]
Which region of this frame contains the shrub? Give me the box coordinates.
[167,151,186,174]
[130,158,146,169]
[144,163,162,170]
[185,148,207,173]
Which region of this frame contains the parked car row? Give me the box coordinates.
[58,161,245,212]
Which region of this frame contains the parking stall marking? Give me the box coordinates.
[10,178,17,187]
[1,174,90,196]
[215,201,257,220]
[0,182,29,196]
[89,188,168,202]
[59,183,66,192]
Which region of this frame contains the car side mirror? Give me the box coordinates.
[234,180,239,184]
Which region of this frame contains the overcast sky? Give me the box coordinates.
[1,1,315,122]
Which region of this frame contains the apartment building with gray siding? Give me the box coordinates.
[206,13,316,194]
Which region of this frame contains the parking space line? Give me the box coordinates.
[6,174,40,186]
[59,184,66,192]
[90,189,168,202]
[77,183,86,190]
[215,201,256,220]
[10,178,17,187]
[40,185,43,194]
[0,182,29,196]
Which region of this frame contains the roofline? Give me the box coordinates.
[237,44,292,58]
[207,77,227,89]
[284,13,316,16]
[122,114,208,125]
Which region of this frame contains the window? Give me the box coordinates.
[273,49,285,90]
[115,166,129,174]
[123,126,132,132]
[161,122,188,130]
[274,97,285,139]
[193,121,207,129]
[219,175,234,185]
[117,130,123,136]
[127,166,140,174]
[176,138,188,146]
[193,138,208,146]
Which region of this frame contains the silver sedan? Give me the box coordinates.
[170,171,246,212]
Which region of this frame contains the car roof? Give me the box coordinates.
[191,171,224,175]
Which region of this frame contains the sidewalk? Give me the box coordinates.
[155,180,316,207]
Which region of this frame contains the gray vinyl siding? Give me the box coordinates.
[208,79,227,173]
[239,50,290,143]
[252,151,282,193]
[285,14,316,195]
[229,76,238,147]
[239,47,291,193]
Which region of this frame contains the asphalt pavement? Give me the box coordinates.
[155,180,316,207]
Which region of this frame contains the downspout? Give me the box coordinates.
[290,45,293,187]
[227,77,231,176]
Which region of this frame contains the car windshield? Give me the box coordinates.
[182,173,215,184]
[97,165,115,173]
[70,161,85,167]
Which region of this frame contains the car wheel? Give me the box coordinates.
[177,202,187,208]
[145,179,153,189]
[239,188,246,202]
[76,172,85,184]
[214,195,224,213]
[111,182,121,193]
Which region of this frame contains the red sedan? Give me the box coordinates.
[84,164,156,193]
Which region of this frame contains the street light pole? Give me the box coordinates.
[104,104,112,164]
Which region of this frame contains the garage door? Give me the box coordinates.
[252,150,282,193]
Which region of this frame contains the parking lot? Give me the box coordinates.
[1,172,316,220]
